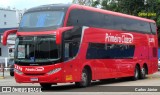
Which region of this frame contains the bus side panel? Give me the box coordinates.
[113,32,148,77]
[82,28,118,80]
[79,27,158,81]
[77,42,116,80]
[63,59,81,82]
[147,35,158,74]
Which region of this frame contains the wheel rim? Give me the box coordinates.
[135,67,138,78]
[141,67,146,77]
[82,71,87,85]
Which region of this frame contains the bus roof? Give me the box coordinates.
[25,4,71,13]
[26,4,155,23]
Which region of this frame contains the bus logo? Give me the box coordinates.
[15,65,22,71]
[105,33,133,44]
[149,38,155,43]
[25,67,44,72]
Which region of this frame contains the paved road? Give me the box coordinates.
[0,71,160,95]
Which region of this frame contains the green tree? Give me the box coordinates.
[93,0,160,41]
[72,0,94,6]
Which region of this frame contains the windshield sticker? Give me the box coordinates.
[30,57,35,62]
[18,45,25,58]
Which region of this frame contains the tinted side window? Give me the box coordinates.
[104,15,151,34]
[67,9,82,26]
[134,20,151,34]
[86,43,135,59]
[67,9,105,28]
[150,23,157,35]
[83,11,105,28]
[67,9,152,34]
[104,15,121,30]
[63,27,82,61]
[153,47,157,57]
[122,19,151,34]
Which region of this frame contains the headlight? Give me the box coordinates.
[14,69,23,75]
[47,68,61,75]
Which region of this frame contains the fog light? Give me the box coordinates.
[47,68,61,75]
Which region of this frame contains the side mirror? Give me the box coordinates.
[56,29,61,45]
[2,29,17,46]
[56,26,73,44]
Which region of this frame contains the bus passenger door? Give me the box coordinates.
[63,42,79,82]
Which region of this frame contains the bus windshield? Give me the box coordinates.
[15,36,59,63]
[19,11,64,31]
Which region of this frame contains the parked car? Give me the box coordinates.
[8,59,14,76]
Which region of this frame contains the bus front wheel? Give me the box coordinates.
[132,65,140,80]
[75,68,91,87]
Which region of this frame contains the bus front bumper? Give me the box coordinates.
[14,71,63,83]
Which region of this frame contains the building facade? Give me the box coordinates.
[0,8,18,28]
[0,8,24,65]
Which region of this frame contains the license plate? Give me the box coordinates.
[30,78,38,82]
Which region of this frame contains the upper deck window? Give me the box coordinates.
[19,11,64,31]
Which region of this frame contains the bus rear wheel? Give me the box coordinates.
[40,83,52,89]
[140,66,146,79]
[75,68,91,87]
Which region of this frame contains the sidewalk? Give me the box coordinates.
[0,71,11,79]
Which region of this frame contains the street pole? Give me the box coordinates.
[3,65,4,78]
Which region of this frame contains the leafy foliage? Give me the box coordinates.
[92,0,160,40]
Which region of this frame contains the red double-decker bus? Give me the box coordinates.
[2,4,158,88]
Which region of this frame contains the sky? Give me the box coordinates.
[0,0,72,10]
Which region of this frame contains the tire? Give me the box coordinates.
[40,83,52,89]
[140,66,146,79]
[132,65,140,80]
[10,72,14,76]
[75,68,91,87]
